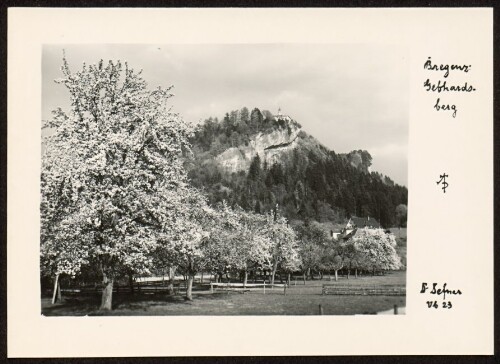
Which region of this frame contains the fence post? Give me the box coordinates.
[394,305,398,315]
[284,285,287,296]
[319,304,324,315]
[210,283,213,293]
[263,281,266,294]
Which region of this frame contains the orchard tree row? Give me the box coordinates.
[296,221,402,282]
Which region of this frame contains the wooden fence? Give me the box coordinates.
[322,284,406,296]
[60,279,290,296]
[61,280,188,295]
[210,282,287,295]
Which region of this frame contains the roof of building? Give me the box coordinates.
[341,228,357,240]
[349,216,381,229]
[273,108,292,121]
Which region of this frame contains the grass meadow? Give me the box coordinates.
[42,271,406,316]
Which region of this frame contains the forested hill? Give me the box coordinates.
[186,107,408,228]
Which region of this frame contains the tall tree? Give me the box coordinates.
[248,154,262,181]
[250,107,262,121]
[266,208,301,285]
[296,220,327,280]
[232,207,273,287]
[41,57,197,310]
[154,187,211,301]
[200,202,272,287]
[239,107,250,124]
[395,204,408,228]
[321,238,357,281]
[261,110,274,121]
[352,228,402,275]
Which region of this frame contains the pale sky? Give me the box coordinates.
[42,44,408,186]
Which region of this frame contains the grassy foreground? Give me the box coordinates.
[42,271,406,316]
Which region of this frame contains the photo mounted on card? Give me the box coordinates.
[7,7,494,357]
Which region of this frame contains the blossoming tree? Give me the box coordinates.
[228,206,273,287]
[352,228,402,275]
[199,202,272,287]
[266,208,301,285]
[41,56,198,310]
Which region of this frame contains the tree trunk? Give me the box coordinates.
[243,270,248,288]
[129,274,135,294]
[334,269,339,282]
[372,268,375,277]
[100,274,114,311]
[287,273,291,286]
[56,280,62,302]
[307,267,311,280]
[303,271,306,284]
[355,268,358,278]
[51,274,60,304]
[185,275,194,301]
[271,260,278,285]
[167,267,176,295]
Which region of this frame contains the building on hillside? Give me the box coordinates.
[341,228,357,241]
[332,216,382,242]
[331,231,341,240]
[331,226,357,242]
[349,216,381,229]
[273,108,292,122]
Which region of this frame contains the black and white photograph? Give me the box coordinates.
[7,7,493,357]
[41,44,408,315]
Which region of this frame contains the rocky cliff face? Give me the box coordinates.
[341,150,373,174]
[216,121,300,173]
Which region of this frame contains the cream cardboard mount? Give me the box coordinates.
[6,7,494,357]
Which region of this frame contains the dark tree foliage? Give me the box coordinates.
[188,107,408,228]
[248,154,262,181]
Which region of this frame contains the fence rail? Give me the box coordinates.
[60,280,188,295]
[322,284,406,296]
[210,282,287,294]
